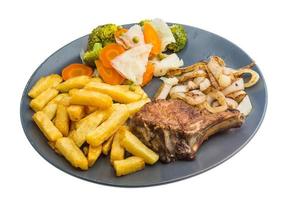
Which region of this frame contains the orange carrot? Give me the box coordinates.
[95,60,125,85]
[62,63,93,80]
[142,62,154,86]
[99,43,125,68]
[143,23,161,56]
[115,28,128,39]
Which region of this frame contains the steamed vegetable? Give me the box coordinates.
[150,18,176,51]
[61,64,93,80]
[95,60,125,85]
[83,43,103,67]
[99,43,125,68]
[87,24,119,50]
[143,23,161,56]
[139,19,151,26]
[167,24,187,52]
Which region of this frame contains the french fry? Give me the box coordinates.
[48,93,69,104]
[90,77,103,83]
[30,88,59,111]
[28,74,62,98]
[69,121,77,131]
[102,135,114,155]
[85,82,141,103]
[42,103,58,120]
[69,107,113,147]
[59,95,71,106]
[131,85,148,99]
[110,128,125,163]
[55,137,88,170]
[86,104,130,147]
[85,106,97,114]
[67,105,85,121]
[121,129,159,165]
[88,145,102,167]
[113,156,145,176]
[32,111,63,141]
[70,89,113,109]
[126,98,150,116]
[42,93,69,119]
[54,104,69,136]
[82,146,89,156]
[56,75,91,92]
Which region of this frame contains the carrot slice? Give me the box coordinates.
[95,60,125,85]
[62,63,93,80]
[142,62,154,86]
[115,28,128,39]
[143,23,161,56]
[99,43,125,68]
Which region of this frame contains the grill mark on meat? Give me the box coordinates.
[129,99,244,163]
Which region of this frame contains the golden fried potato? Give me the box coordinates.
[121,129,159,165]
[88,145,102,167]
[28,74,62,98]
[85,106,97,114]
[70,89,113,109]
[67,105,85,121]
[30,88,59,111]
[85,82,141,103]
[48,93,69,104]
[42,93,69,120]
[82,146,89,156]
[131,85,148,99]
[86,104,130,147]
[69,107,113,147]
[113,156,145,176]
[90,77,103,83]
[110,128,125,163]
[59,95,71,106]
[42,103,57,120]
[54,104,69,136]
[32,111,63,141]
[69,121,77,131]
[102,135,114,155]
[55,137,88,170]
[126,98,150,116]
[56,75,91,92]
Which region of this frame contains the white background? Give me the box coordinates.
[0,0,284,199]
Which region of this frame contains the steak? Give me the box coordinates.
[129,99,244,163]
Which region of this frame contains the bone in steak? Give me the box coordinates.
[129,99,244,163]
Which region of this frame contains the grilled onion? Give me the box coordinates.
[222,78,244,96]
[178,70,207,82]
[234,68,260,88]
[226,90,247,103]
[204,91,228,113]
[171,90,206,105]
[199,78,211,91]
[187,81,199,90]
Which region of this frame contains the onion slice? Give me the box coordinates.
[234,68,260,88]
[204,91,228,113]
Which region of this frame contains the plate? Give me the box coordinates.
[20,24,267,187]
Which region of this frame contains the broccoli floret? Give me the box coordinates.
[87,24,118,51]
[139,19,151,26]
[83,43,103,67]
[167,24,187,52]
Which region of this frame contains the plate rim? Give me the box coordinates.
[20,24,268,187]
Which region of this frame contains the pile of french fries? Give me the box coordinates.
[29,74,159,176]
[156,56,260,116]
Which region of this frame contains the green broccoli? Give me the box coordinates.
[167,24,187,52]
[139,19,151,26]
[84,24,119,66]
[87,24,119,51]
[83,43,103,66]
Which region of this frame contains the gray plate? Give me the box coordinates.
[20,24,267,187]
